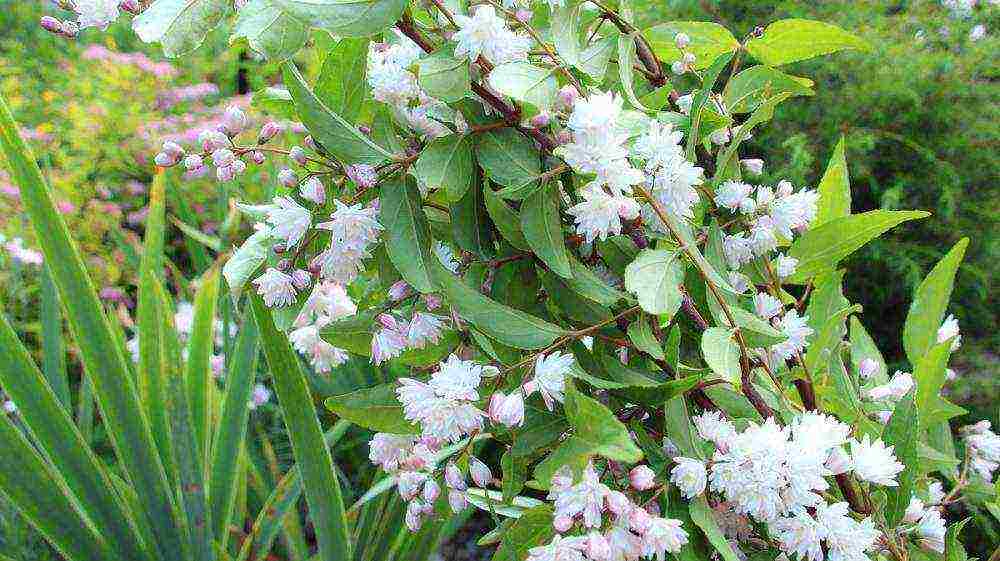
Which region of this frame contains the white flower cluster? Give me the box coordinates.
[397,354,498,442]
[370,311,447,365]
[681,411,907,561]
[367,432,453,530]
[528,462,689,561]
[287,282,356,373]
[902,488,948,554]
[962,420,1000,481]
[453,5,531,65]
[715,179,817,275]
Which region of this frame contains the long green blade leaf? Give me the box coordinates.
[0,93,185,561]
[187,266,220,459]
[40,265,70,409]
[251,294,351,561]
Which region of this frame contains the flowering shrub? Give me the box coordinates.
[0,0,994,560]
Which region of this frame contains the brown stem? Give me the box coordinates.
[585,0,665,87]
[680,292,708,330]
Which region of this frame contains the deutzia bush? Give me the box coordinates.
[24,0,992,560]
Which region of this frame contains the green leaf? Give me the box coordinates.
[501,451,528,503]
[381,176,435,292]
[476,129,542,192]
[814,135,851,226]
[564,256,627,306]
[690,496,741,561]
[945,518,970,561]
[282,62,391,164]
[746,19,869,66]
[701,327,740,384]
[564,383,643,463]
[0,312,148,561]
[430,260,566,349]
[551,2,583,65]
[493,506,554,561]
[483,182,530,251]
[521,182,572,278]
[222,227,270,301]
[451,177,493,257]
[882,395,920,528]
[315,37,370,122]
[576,37,616,82]
[902,238,969,364]
[0,94,185,561]
[687,52,734,159]
[488,62,558,114]
[325,384,418,434]
[232,0,309,61]
[167,365,212,561]
[914,341,965,427]
[726,306,787,347]
[414,134,475,201]
[644,21,739,70]
[251,295,351,561]
[786,210,930,283]
[134,0,230,57]
[185,267,219,461]
[628,314,665,361]
[584,357,704,407]
[664,396,702,459]
[252,86,296,119]
[539,269,610,324]
[723,65,814,114]
[624,249,684,316]
[850,317,887,384]
[209,315,259,552]
[617,34,648,112]
[270,0,408,37]
[40,266,69,409]
[417,48,471,103]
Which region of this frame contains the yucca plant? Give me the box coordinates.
[0,94,462,561]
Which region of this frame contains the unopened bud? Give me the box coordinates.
[258,121,283,144]
[422,293,442,310]
[299,176,326,205]
[277,168,297,188]
[776,179,793,198]
[448,490,467,513]
[445,462,466,490]
[276,259,291,272]
[469,456,493,488]
[682,52,696,65]
[249,150,265,165]
[557,84,578,109]
[553,515,574,533]
[154,152,176,167]
[675,32,691,49]
[272,242,287,254]
[291,269,312,290]
[289,146,308,166]
[198,129,228,152]
[671,61,687,75]
[162,140,184,158]
[529,112,550,128]
[404,500,425,531]
[39,16,63,34]
[388,280,410,301]
[216,165,235,182]
[119,0,141,14]
[555,130,572,145]
[422,479,441,503]
[183,154,204,172]
[304,135,318,151]
[223,105,247,136]
[629,465,656,491]
[212,148,235,167]
[858,358,878,380]
[740,158,764,176]
[346,163,377,189]
[515,8,532,22]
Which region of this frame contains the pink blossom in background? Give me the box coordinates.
[99,287,132,307]
[81,45,177,78]
[125,180,147,196]
[127,207,149,225]
[3,238,44,266]
[57,200,76,214]
[156,83,220,110]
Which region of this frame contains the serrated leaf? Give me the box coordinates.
[701,327,740,384]
[451,177,493,257]
[624,249,684,316]
[914,341,965,427]
[134,0,230,58]
[902,238,969,364]
[883,395,920,528]
[381,176,435,292]
[725,306,787,347]
[521,182,572,278]
[430,259,566,349]
[415,134,475,202]
[270,0,408,37]
[232,0,309,61]
[282,62,391,164]
[746,19,869,66]
[564,256,627,306]
[563,383,643,463]
[493,506,553,561]
[628,314,665,361]
[786,210,930,282]
[476,129,541,192]
[644,21,739,70]
[488,62,558,114]
[325,384,418,434]
[501,452,528,502]
[723,65,814,114]
[417,48,471,103]
[814,135,851,226]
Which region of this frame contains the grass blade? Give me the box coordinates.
[0,310,150,560]
[187,266,220,459]
[251,294,352,561]
[0,92,185,561]
[40,265,70,409]
[0,413,114,561]
[209,313,259,551]
[168,368,212,561]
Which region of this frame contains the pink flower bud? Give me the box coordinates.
[304,135,318,151]
[212,148,235,167]
[346,163,377,189]
[682,52,696,65]
[377,313,402,330]
[671,61,687,75]
[555,130,572,145]
[289,146,308,166]
[405,500,425,531]
[230,159,247,177]
[740,158,764,176]
[553,515,574,533]
[445,462,466,490]
[674,32,691,49]
[629,465,656,491]
[629,506,652,534]
[606,491,632,518]
[488,392,506,420]
[154,152,177,167]
[291,269,312,290]
[276,259,291,271]
[448,490,467,513]
[216,165,236,182]
[557,85,577,109]
[251,150,266,165]
[858,358,878,380]
[776,180,793,198]
[493,392,525,428]
[422,293,442,310]
[515,8,533,22]
[469,456,493,488]
[422,479,440,503]
[388,280,411,301]
[119,0,141,15]
[223,105,247,136]
[40,16,63,34]
[530,112,550,128]
[299,176,325,204]
[199,129,228,152]
[277,168,297,188]
[183,154,203,172]
[60,20,79,38]
[258,121,283,144]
